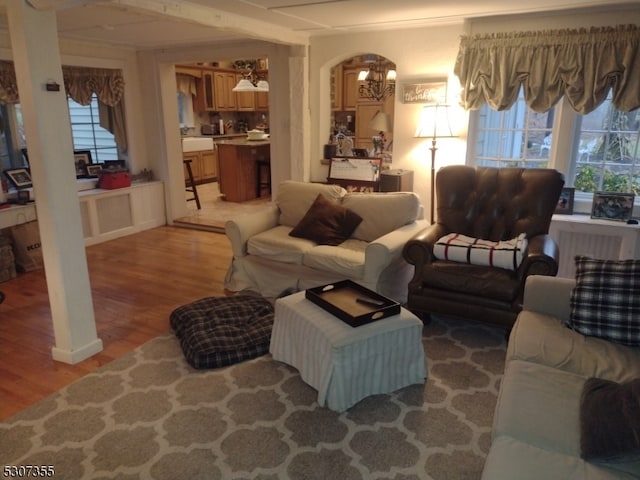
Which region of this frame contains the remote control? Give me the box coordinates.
[356,297,385,307]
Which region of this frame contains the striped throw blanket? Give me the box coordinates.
[434,233,528,271]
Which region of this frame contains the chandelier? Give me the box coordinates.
[358,56,396,102]
[232,62,269,92]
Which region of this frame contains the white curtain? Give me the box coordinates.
[454,24,640,113]
[176,74,197,97]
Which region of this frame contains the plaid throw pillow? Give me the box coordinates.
[568,256,640,347]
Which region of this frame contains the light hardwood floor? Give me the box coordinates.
[0,226,233,420]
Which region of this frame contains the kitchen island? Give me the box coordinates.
[217,138,270,202]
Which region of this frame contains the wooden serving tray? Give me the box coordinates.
[305,280,401,327]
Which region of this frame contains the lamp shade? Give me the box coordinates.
[232,78,258,92]
[255,79,269,92]
[368,111,391,132]
[415,104,456,139]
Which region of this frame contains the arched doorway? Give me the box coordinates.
[329,54,395,160]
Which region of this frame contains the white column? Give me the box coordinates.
[6,2,102,363]
[268,44,309,196]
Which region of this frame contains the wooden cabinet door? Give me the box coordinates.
[194,70,215,111]
[342,68,359,110]
[224,72,238,110]
[255,72,269,110]
[235,73,256,111]
[201,148,218,180]
[213,71,239,111]
[331,64,343,111]
[213,71,227,110]
[355,103,384,150]
[183,152,202,182]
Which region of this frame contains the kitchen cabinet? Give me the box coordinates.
[183,148,218,184]
[214,71,237,111]
[235,73,256,111]
[217,141,270,202]
[255,71,269,110]
[195,70,215,111]
[342,68,359,110]
[179,64,269,113]
[331,64,343,111]
[355,94,394,152]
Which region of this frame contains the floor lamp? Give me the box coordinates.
[415,104,457,224]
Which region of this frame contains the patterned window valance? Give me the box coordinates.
[63,66,124,106]
[454,24,640,114]
[0,61,124,106]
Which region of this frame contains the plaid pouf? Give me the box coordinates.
[568,256,640,347]
[170,294,275,369]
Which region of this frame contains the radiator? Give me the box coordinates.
[549,215,640,278]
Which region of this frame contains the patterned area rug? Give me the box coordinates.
[1,315,507,480]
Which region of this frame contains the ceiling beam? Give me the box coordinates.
[106,0,309,47]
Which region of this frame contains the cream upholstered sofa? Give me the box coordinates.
[483,274,640,480]
[224,180,428,302]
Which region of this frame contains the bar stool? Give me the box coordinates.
[183,159,201,210]
[256,159,271,198]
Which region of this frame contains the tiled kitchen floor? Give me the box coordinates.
[174,182,273,233]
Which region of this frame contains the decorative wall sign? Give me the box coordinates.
[402,79,447,104]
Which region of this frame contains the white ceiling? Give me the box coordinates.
[4,0,634,50]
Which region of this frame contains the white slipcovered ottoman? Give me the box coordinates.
[270,290,426,411]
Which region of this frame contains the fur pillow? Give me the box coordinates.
[289,193,362,246]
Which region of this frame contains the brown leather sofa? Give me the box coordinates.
[403,165,564,329]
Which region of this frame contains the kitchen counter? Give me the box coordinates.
[215,138,270,146]
[217,141,270,202]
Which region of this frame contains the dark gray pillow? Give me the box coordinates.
[580,377,640,463]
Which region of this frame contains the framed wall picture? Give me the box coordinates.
[402,78,447,104]
[74,150,93,178]
[591,191,635,222]
[555,187,575,215]
[3,168,32,189]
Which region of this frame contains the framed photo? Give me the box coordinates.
[591,191,635,222]
[85,164,102,177]
[555,187,575,215]
[352,148,368,157]
[74,150,92,178]
[402,78,447,104]
[3,168,32,189]
[16,190,30,204]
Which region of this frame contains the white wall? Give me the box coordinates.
[309,7,640,212]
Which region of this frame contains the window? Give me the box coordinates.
[0,103,26,171]
[177,91,194,128]
[573,98,640,194]
[68,95,118,163]
[468,89,640,212]
[471,91,555,169]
